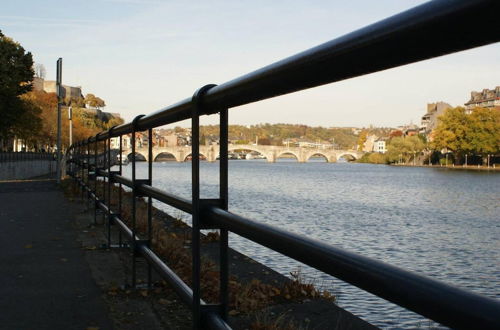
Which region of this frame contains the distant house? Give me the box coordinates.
[110,135,131,150]
[464,86,500,113]
[399,124,419,137]
[163,134,180,147]
[419,102,452,137]
[363,135,377,152]
[373,137,388,153]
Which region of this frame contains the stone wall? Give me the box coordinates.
[0,160,56,180]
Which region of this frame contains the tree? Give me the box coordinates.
[431,107,470,158]
[85,93,106,109]
[467,107,500,157]
[431,106,499,163]
[357,130,368,151]
[11,96,42,148]
[386,136,425,163]
[0,30,34,138]
[22,91,58,148]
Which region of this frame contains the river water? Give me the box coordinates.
[120,160,499,328]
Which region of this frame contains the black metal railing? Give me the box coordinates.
[67,0,500,329]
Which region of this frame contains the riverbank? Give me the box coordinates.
[65,179,376,329]
[392,163,500,171]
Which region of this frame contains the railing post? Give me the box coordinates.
[147,128,153,288]
[80,143,85,200]
[107,132,112,248]
[102,139,107,224]
[87,137,91,209]
[131,114,145,288]
[219,107,229,321]
[118,134,123,247]
[191,84,217,329]
[94,134,98,225]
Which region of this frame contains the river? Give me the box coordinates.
[120,160,500,329]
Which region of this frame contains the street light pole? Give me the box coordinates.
[68,106,73,147]
[56,58,62,183]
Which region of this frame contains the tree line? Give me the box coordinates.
[359,106,499,165]
[0,30,122,151]
[199,123,363,149]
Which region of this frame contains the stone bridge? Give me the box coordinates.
[123,145,363,163]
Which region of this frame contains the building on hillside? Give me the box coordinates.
[363,135,377,152]
[110,135,131,150]
[464,86,500,113]
[398,123,419,137]
[163,134,180,147]
[33,77,83,99]
[419,102,452,137]
[296,140,334,149]
[373,137,388,153]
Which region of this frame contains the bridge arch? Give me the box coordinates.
[154,152,179,162]
[127,152,147,162]
[337,152,358,161]
[306,152,330,162]
[227,146,269,160]
[183,153,208,162]
[276,151,300,162]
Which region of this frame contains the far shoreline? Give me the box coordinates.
[390,163,500,172]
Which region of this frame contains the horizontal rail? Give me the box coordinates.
[205,207,500,329]
[139,243,194,305]
[85,0,500,142]
[103,172,193,213]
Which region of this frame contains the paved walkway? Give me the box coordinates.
[0,180,112,330]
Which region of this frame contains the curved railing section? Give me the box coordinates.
[67,0,500,329]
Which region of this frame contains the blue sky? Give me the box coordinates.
[2,0,498,127]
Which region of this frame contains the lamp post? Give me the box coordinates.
[68,106,73,147]
[56,58,62,183]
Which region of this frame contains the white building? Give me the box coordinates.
[110,135,130,150]
[373,137,388,153]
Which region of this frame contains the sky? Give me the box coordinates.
[1,0,499,128]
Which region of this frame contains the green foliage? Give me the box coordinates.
[431,106,500,160]
[200,123,359,149]
[0,30,34,138]
[84,93,106,108]
[439,157,453,166]
[64,96,86,107]
[467,107,500,155]
[10,96,42,146]
[386,135,426,164]
[431,107,470,153]
[358,152,387,164]
[357,130,367,151]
